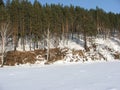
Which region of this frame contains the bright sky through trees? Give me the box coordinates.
[30,0,120,13]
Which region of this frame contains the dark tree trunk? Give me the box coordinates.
[84,29,87,51]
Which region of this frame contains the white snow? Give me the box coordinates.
[0,61,120,90]
[95,38,120,52]
[59,39,84,50]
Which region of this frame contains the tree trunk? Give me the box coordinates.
[62,23,65,45]
[29,18,32,51]
[71,22,74,40]
[65,19,69,45]
[1,54,4,67]
[13,33,17,51]
[0,22,11,67]
[1,33,6,67]
[29,41,32,51]
[84,29,87,51]
[22,18,25,51]
[47,28,50,61]
[1,40,5,67]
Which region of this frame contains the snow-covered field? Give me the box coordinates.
[0,61,120,90]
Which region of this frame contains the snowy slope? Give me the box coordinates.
[1,36,120,65]
[0,61,120,90]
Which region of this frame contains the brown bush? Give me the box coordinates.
[113,52,120,59]
[45,48,67,65]
[72,50,85,57]
[3,51,36,66]
[0,48,68,66]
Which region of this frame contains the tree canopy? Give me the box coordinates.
[0,0,120,50]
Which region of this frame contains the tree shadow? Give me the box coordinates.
[111,37,120,46]
[69,35,84,48]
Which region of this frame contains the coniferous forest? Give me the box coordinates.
[0,0,120,66]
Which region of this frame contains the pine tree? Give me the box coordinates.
[0,0,4,6]
[32,0,42,50]
[9,0,20,51]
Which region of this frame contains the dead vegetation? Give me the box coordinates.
[0,45,119,66]
[113,52,120,59]
[44,48,68,64]
[0,48,69,66]
[72,50,85,57]
[3,51,36,66]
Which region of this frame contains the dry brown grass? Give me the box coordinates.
[0,48,68,66]
[113,52,120,59]
[4,51,36,66]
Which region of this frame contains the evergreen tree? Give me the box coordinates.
[32,0,42,49]
[0,0,119,52]
[0,0,4,6]
[9,0,20,51]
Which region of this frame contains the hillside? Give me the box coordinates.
[0,0,120,67]
[0,36,120,66]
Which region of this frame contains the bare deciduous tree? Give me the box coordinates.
[0,22,12,67]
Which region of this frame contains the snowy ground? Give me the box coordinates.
[0,61,120,90]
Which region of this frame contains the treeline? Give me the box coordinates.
[0,0,120,51]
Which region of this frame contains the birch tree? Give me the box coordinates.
[0,22,11,67]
